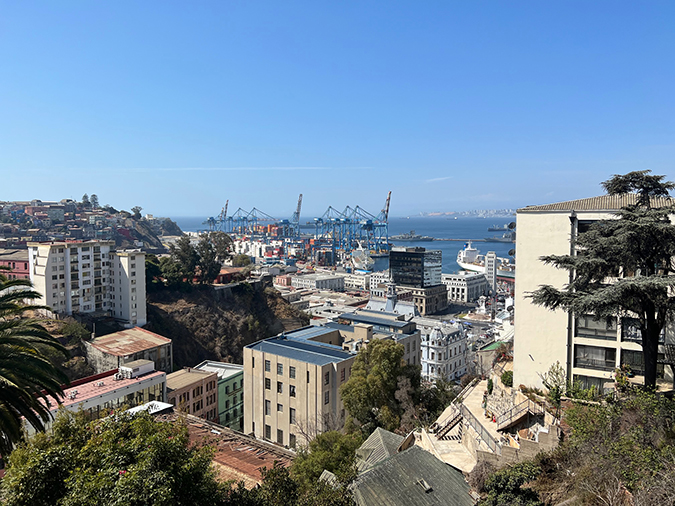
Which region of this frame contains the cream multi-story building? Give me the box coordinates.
[514,195,675,391]
[167,367,219,423]
[441,271,488,303]
[28,240,146,327]
[244,327,356,448]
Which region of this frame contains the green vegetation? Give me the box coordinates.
[472,389,675,504]
[501,370,513,388]
[2,410,222,506]
[487,378,493,395]
[0,272,68,453]
[291,431,362,492]
[232,253,252,267]
[340,340,455,436]
[479,462,542,506]
[530,170,675,389]
[2,411,354,506]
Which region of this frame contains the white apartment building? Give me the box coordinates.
[28,241,146,327]
[442,271,489,303]
[341,272,370,291]
[291,273,345,291]
[514,195,675,391]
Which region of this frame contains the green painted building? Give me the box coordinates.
[194,361,244,431]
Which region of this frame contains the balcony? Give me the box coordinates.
[574,357,616,372]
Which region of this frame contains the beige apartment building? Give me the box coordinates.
[28,240,146,327]
[167,367,219,422]
[244,327,356,447]
[514,195,675,391]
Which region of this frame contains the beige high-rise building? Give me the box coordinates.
[28,240,146,327]
[514,195,674,391]
[244,327,356,448]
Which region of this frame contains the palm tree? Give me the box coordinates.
[0,272,68,452]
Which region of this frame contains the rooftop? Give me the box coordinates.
[44,369,166,411]
[339,312,411,329]
[284,326,339,341]
[89,327,172,357]
[352,441,474,506]
[167,368,217,391]
[193,361,244,380]
[0,249,29,261]
[174,414,294,488]
[246,336,353,366]
[518,194,675,213]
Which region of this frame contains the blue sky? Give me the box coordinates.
[1,1,674,218]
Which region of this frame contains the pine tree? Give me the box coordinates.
[530,170,675,389]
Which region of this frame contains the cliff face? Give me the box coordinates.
[144,284,309,368]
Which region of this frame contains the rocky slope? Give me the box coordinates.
[144,284,309,367]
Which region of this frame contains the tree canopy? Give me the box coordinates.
[530,170,675,389]
[340,339,420,436]
[2,410,222,506]
[291,431,361,491]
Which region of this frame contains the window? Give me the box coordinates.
[225,385,230,394]
[226,400,230,409]
[289,366,296,379]
[574,345,616,371]
[265,360,271,372]
[324,391,329,405]
[265,424,271,439]
[290,407,296,424]
[621,349,665,378]
[575,315,617,340]
[252,356,255,368]
[265,400,271,416]
[307,371,310,383]
[265,378,271,390]
[277,363,283,375]
[277,382,283,394]
[277,403,283,412]
[324,372,329,385]
[289,385,296,397]
[341,368,346,382]
[289,434,296,448]
[277,429,283,445]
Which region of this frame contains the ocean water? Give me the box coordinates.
[172,216,516,274]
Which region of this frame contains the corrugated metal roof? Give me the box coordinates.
[246,337,353,366]
[518,194,675,213]
[89,327,172,356]
[286,326,339,341]
[356,427,405,472]
[339,313,410,329]
[193,361,243,380]
[352,445,474,506]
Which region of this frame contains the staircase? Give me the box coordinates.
[435,410,463,440]
[496,399,544,431]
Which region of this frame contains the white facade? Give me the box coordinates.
[485,251,497,292]
[420,326,467,382]
[441,271,489,302]
[28,241,146,327]
[514,195,675,391]
[291,274,345,291]
[342,272,370,291]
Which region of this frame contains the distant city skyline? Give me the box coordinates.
[1,2,673,217]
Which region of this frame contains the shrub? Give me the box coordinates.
[487,378,494,395]
[501,370,513,388]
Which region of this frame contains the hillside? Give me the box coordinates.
[144,283,309,367]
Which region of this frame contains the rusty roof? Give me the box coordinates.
[89,327,171,356]
[160,414,294,488]
[518,194,675,213]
